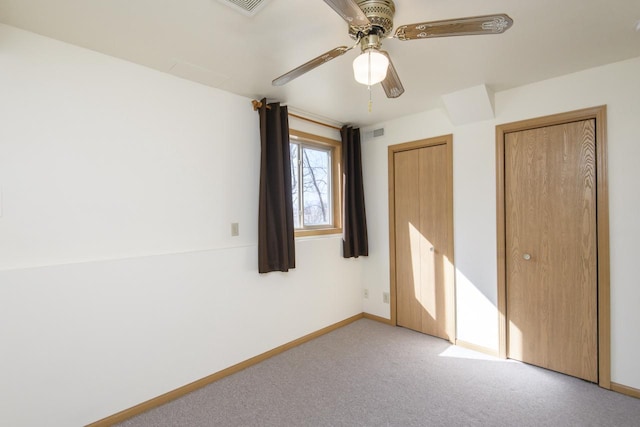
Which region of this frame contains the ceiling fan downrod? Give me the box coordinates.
[348,0,396,39]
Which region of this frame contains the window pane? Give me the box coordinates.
[290,143,300,229]
[301,146,331,226]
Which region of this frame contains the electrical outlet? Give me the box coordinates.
[363,289,369,299]
[383,292,390,304]
[231,222,239,236]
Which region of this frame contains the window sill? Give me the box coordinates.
[295,227,342,238]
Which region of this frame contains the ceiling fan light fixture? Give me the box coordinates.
[352,49,389,85]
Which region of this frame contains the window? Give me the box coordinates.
[289,129,341,237]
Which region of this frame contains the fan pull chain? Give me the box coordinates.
[367,51,373,113]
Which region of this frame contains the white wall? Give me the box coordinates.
[361,56,640,389]
[2,21,638,426]
[0,25,363,427]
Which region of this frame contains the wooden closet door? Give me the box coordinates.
[394,143,452,340]
[505,119,598,382]
[394,149,422,332]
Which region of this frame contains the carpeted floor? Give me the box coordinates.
[117,319,640,426]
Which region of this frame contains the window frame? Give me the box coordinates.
[290,129,342,237]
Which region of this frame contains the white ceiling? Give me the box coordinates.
[1,0,639,127]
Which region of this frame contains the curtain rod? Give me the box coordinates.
[251,99,342,131]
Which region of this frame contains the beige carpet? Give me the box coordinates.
[117,319,640,426]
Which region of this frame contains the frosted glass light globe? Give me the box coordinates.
[352,50,389,85]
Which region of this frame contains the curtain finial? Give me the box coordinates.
[252,99,272,111]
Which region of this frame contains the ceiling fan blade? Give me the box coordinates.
[272,46,352,86]
[323,0,371,29]
[380,51,404,98]
[394,14,513,40]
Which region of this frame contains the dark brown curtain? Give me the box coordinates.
[258,98,295,273]
[341,125,369,258]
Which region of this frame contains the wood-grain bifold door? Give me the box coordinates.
[504,119,598,382]
[390,136,455,342]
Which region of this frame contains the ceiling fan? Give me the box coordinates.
[272,0,513,99]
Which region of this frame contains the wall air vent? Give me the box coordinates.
[373,128,385,137]
[217,0,270,17]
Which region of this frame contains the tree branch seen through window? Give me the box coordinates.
[289,130,341,236]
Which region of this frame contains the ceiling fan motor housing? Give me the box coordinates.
[349,0,395,38]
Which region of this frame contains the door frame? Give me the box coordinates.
[495,106,610,388]
[388,134,455,342]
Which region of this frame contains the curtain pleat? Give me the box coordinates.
[341,126,369,258]
[258,99,295,273]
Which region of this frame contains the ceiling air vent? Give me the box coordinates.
[217,0,270,16]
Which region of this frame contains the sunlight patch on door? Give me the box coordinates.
[409,222,436,318]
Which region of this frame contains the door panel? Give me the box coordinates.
[395,149,422,332]
[505,119,597,382]
[394,143,453,340]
